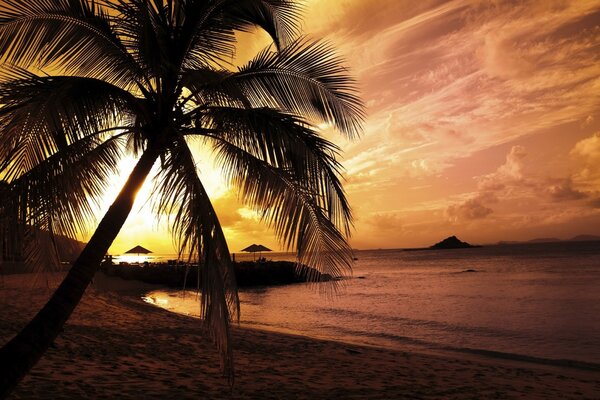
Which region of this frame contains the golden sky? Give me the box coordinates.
[95,0,600,254]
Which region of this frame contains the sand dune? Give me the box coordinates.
[0,273,598,399]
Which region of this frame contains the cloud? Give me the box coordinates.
[446,192,497,222]
[477,145,528,191]
[546,178,588,201]
[309,0,600,200]
[571,132,600,161]
[212,191,245,227]
[306,0,463,43]
[367,212,403,232]
[497,145,527,178]
[589,198,600,208]
[303,0,600,247]
[570,132,600,186]
[582,115,594,128]
[480,32,536,79]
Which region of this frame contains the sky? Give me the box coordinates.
[98,0,600,254]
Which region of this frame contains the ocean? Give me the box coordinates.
[142,241,600,368]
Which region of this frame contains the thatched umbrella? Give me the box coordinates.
[241,244,272,261]
[124,245,152,257]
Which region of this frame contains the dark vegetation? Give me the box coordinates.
[0,0,363,394]
[101,261,334,288]
[0,232,83,274]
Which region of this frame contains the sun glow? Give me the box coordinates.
[112,254,152,264]
[76,1,600,253]
[85,144,233,255]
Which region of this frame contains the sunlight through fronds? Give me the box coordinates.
[0,67,133,268]
[0,0,364,387]
[0,134,124,269]
[204,107,352,235]
[211,132,354,285]
[181,38,365,138]
[0,0,142,89]
[152,137,238,381]
[234,38,364,138]
[180,0,303,69]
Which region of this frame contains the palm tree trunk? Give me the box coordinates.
[0,147,160,399]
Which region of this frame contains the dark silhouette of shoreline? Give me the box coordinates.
[100,260,335,288]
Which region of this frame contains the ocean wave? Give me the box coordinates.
[315,307,528,339]
[320,324,600,371]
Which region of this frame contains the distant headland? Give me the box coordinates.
[497,234,600,245]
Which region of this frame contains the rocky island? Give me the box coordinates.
[404,235,480,251]
[430,235,479,249]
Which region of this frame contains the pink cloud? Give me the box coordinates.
[309,0,600,247]
[477,145,528,191]
[571,132,600,187]
[546,178,588,201]
[446,192,497,222]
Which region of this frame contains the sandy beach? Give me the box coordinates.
[0,273,598,399]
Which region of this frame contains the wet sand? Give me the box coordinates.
[0,273,598,399]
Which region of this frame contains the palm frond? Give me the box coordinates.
[225,0,302,50]
[192,106,352,235]
[152,136,238,382]
[188,38,364,137]
[180,68,249,109]
[111,0,172,81]
[0,0,363,386]
[207,131,353,284]
[0,68,138,181]
[175,0,238,69]
[179,0,302,70]
[1,133,125,270]
[0,0,141,88]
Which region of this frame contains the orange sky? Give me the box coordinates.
[91,0,600,254]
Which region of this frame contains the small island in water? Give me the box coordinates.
[430,235,479,249]
[404,235,479,251]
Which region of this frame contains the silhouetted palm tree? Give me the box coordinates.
[0,0,363,396]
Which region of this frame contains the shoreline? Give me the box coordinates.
[1,273,599,399]
[140,282,600,373]
[145,289,600,374]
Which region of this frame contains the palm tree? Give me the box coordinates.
[0,0,363,397]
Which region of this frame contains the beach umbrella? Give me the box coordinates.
[241,244,272,261]
[124,245,152,256]
[242,244,271,252]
